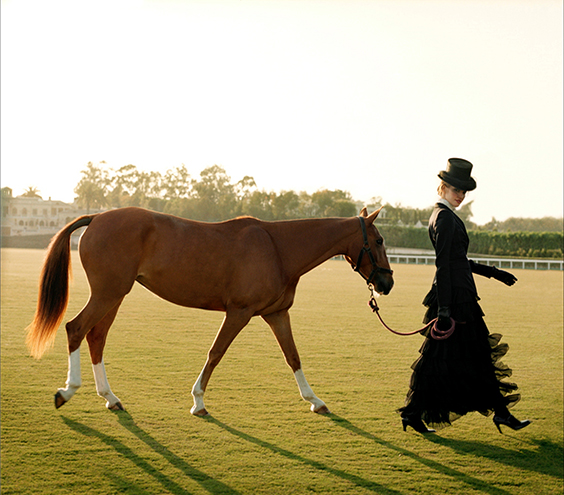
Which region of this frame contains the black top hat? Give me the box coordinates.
[438,158,477,191]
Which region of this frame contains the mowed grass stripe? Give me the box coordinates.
[1,248,562,494]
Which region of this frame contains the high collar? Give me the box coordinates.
[437,198,456,211]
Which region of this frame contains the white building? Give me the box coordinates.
[1,193,97,237]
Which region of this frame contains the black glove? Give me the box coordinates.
[437,307,451,330]
[492,267,517,286]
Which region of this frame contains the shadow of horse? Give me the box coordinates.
[63,411,557,495]
[61,414,241,495]
[204,416,403,495]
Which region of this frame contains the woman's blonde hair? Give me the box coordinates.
[437,181,449,196]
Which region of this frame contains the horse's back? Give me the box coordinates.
[78,208,287,311]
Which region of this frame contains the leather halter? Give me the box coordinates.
[352,216,393,285]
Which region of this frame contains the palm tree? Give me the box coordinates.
[73,162,109,213]
[21,187,42,198]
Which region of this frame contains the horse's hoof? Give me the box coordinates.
[313,405,331,415]
[54,391,66,409]
[191,407,210,417]
[108,401,125,411]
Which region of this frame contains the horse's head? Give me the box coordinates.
[346,207,394,295]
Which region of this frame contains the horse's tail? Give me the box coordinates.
[26,215,96,359]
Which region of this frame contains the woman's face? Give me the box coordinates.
[442,184,467,208]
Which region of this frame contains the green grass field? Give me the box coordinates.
[1,248,562,494]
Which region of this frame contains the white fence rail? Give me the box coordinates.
[387,255,563,271]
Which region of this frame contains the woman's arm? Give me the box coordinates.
[433,210,455,316]
[470,260,517,286]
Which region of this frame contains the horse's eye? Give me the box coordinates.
[376,239,383,246]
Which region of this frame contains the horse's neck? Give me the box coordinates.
[267,217,358,279]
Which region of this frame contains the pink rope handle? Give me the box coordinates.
[429,317,456,340]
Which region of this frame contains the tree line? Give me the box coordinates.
[73,162,362,221]
[71,161,562,231]
[69,161,475,225]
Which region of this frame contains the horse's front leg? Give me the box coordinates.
[293,368,330,414]
[190,368,209,417]
[262,311,330,414]
[191,309,253,416]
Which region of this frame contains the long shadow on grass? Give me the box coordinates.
[329,415,514,495]
[206,416,403,495]
[425,435,564,479]
[62,415,241,495]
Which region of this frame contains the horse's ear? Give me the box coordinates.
[366,207,383,226]
[359,207,368,217]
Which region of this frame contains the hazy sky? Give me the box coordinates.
[1,0,562,225]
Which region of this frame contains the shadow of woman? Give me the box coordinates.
[328,414,516,495]
[61,413,241,495]
[425,434,563,479]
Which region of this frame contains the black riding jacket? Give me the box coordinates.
[428,202,495,313]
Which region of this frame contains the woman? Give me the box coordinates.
[399,158,531,434]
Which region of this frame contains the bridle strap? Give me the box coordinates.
[353,216,393,285]
[353,216,455,340]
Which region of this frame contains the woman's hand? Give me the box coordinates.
[437,306,451,330]
[492,267,517,286]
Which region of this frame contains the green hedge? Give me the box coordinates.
[379,226,431,251]
[379,225,563,259]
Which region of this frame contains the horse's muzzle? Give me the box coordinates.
[375,275,394,295]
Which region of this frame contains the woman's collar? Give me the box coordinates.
[437,198,455,211]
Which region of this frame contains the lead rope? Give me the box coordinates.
[367,284,456,340]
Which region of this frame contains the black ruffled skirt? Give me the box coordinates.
[399,286,521,429]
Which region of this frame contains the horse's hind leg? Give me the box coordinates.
[55,348,81,408]
[55,296,123,409]
[262,310,329,414]
[86,300,124,410]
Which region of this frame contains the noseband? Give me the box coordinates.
[352,216,393,285]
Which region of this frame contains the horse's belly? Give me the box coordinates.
[135,275,226,311]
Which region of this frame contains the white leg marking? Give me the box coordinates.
[294,368,327,412]
[92,360,121,409]
[190,369,206,415]
[57,348,81,402]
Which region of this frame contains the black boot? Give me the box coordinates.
[493,414,531,434]
[402,415,436,434]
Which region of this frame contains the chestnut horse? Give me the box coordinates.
[26,206,393,415]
